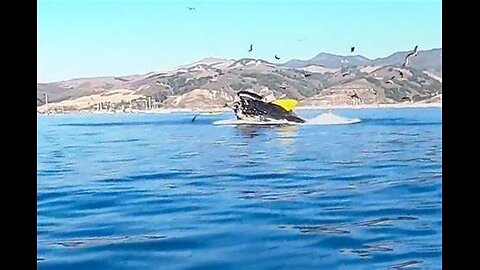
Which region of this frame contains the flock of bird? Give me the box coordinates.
[245,42,418,68]
[239,42,419,103]
[245,42,418,104]
[248,43,319,61]
[158,8,417,115]
[185,5,420,107]
[245,43,358,62]
[185,7,419,67]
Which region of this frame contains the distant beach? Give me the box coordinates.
[297,102,442,110]
[37,102,442,116]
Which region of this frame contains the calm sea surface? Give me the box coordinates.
[37,108,442,270]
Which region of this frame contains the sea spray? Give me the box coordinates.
[213,112,361,126]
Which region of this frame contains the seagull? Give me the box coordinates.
[350,92,361,104]
[351,46,355,53]
[403,45,418,67]
[248,44,253,52]
[187,7,196,11]
[274,55,280,60]
[350,92,359,99]
[191,114,199,122]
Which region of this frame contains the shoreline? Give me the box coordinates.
[37,102,442,116]
[297,102,442,110]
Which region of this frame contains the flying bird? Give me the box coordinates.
[403,45,418,67]
[342,71,351,77]
[248,44,253,52]
[187,7,196,11]
[274,55,280,60]
[350,92,361,100]
[351,46,355,53]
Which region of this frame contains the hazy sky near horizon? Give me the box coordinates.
[38,0,442,83]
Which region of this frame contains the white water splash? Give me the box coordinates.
[213,112,360,126]
[304,112,361,125]
[213,119,293,126]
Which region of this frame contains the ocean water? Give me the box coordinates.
[37,108,442,270]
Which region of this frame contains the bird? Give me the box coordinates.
[274,55,280,60]
[342,71,351,77]
[187,7,195,11]
[248,44,253,52]
[304,71,311,77]
[191,114,199,122]
[403,45,418,67]
[351,46,355,53]
[399,71,404,78]
[390,75,396,80]
[350,92,361,105]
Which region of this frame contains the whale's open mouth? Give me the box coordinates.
[230,90,305,123]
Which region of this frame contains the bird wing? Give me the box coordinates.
[403,54,411,67]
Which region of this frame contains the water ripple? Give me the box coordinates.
[37,109,442,269]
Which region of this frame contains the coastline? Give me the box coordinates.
[37,102,442,116]
[297,102,442,110]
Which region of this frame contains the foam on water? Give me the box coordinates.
[304,112,361,125]
[37,108,442,270]
[213,119,294,126]
[213,112,361,126]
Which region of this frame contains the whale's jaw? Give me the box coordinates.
[232,99,305,124]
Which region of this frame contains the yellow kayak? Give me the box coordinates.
[271,99,298,112]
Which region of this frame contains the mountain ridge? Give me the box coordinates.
[37,48,442,112]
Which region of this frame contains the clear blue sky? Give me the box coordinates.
[37,0,442,83]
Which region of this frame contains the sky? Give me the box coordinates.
[37,0,442,83]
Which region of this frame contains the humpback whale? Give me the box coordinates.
[230,90,305,123]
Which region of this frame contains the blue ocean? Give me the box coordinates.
[37,108,442,269]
